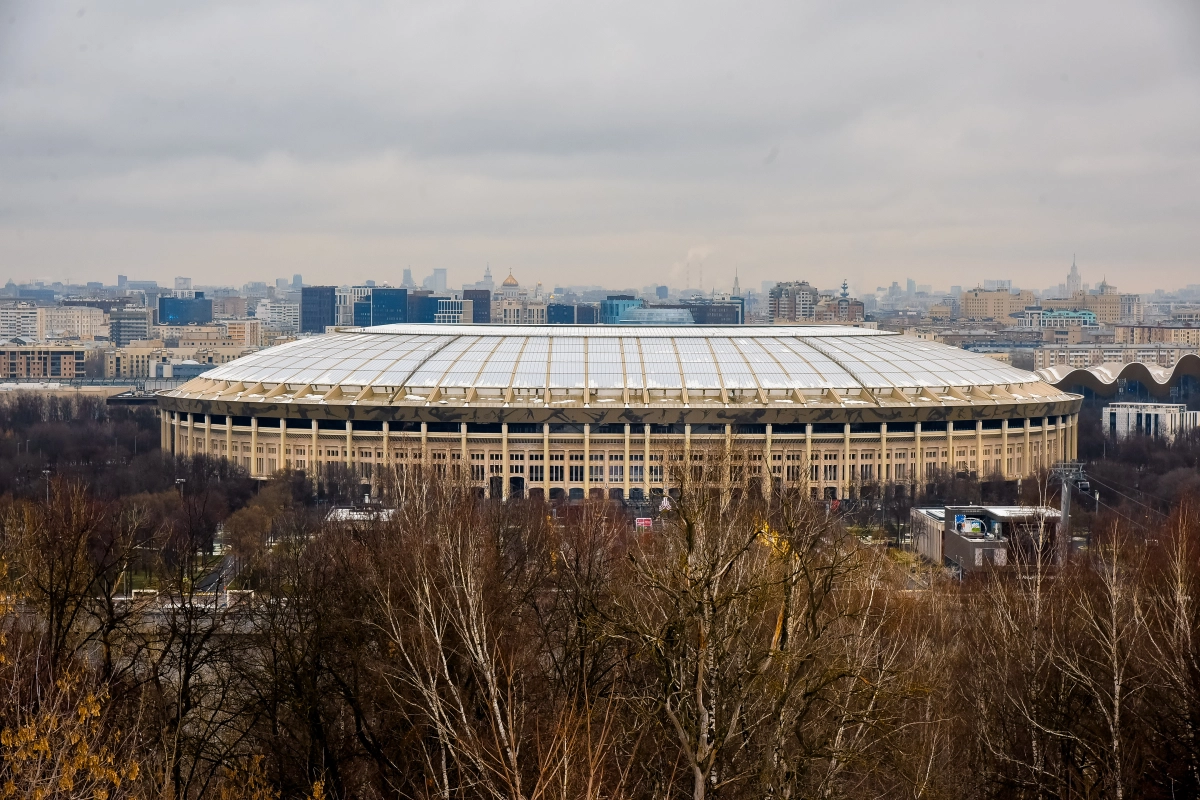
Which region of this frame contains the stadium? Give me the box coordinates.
[157,325,1082,500]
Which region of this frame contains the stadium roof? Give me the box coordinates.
[165,326,1075,411]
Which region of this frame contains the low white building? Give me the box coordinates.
[1103,402,1199,441]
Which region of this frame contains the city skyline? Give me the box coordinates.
[2,1,1198,292]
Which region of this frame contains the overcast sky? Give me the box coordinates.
[1,1,1198,295]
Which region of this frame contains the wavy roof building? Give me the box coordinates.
[159,325,1082,500]
[1038,354,1200,399]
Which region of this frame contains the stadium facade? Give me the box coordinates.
[158,325,1082,500]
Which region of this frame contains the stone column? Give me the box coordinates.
[463,422,470,484]
[724,423,732,498]
[946,420,954,476]
[1023,417,1031,476]
[880,422,888,484]
[583,423,590,496]
[842,422,851,499]
[763,423,773,498]
[975,419,983,477]
[204,414,212,459]
[173,412,181,456]
[542,423,550,496]
[501,421,509,501]
[160,411,170,452]
[345,420,353,471]
[623,423,631,499]
[643,424,651,497]
[280,417,287,469]
[805,422,813,494]
[310,419,318,495]
[421,421,428,470]
[1041,416,1050,470]
[251,417,259,478]
[1001,419,1009,479]
[915,421,923,484]
[187,413,194,457]
[225,417,233,467]
[683,423,691,488]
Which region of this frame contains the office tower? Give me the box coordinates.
[292,274,303,289]
[401,268,417,288]
[276,278,290,291]
[370,288,408,325]
[463,290,492,323]
[300,286,337,333]
[117,275,128,289]
[906,278,916,295]
[109,308,152,347]
[656,285,669,299]
[423,268,448,293]
[157,292,213,325]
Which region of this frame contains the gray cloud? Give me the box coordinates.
[1,0,1197,292]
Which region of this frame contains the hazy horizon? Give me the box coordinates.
[2,1,1198,295]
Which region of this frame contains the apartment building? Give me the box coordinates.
[0,344,86,379]
[768,281,817,322]
[43,306,106,340]
[1112,325,1200,347]
[0,304,44,340]
[959,288,1036,321]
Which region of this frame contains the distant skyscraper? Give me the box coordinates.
[292,274,303,289]
[300,286,337,333]
[732,272,741,297]
[117,274,128,289]
[1066,256,1082,296]
[656,285,669,300]
[275,278,289,291]
[174,276,192,291]
[422,268,448,293]
[401,269,417,288]
[906,278,916,295]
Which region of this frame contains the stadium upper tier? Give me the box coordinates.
[161,325,1078,423]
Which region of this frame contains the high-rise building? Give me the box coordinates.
[158,293,213,325]
[174,277,193,291]
[422,268,448,293]
[300,286,337,333]
[463,290,492,323]
[768,281,817,322]
[1066,257,1082,296]
[292,274,303,289]
[109,308,152,347]
[255,299,301,332]
[656,285,669,300]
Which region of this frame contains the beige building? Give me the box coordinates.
[43,306,106,340]
[1040,282,1138,326]
[106,340,252,378]
[223,319,265,347]
[0,344,86,379]
[1113,325,1200,347]
[960,288,1035,321]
